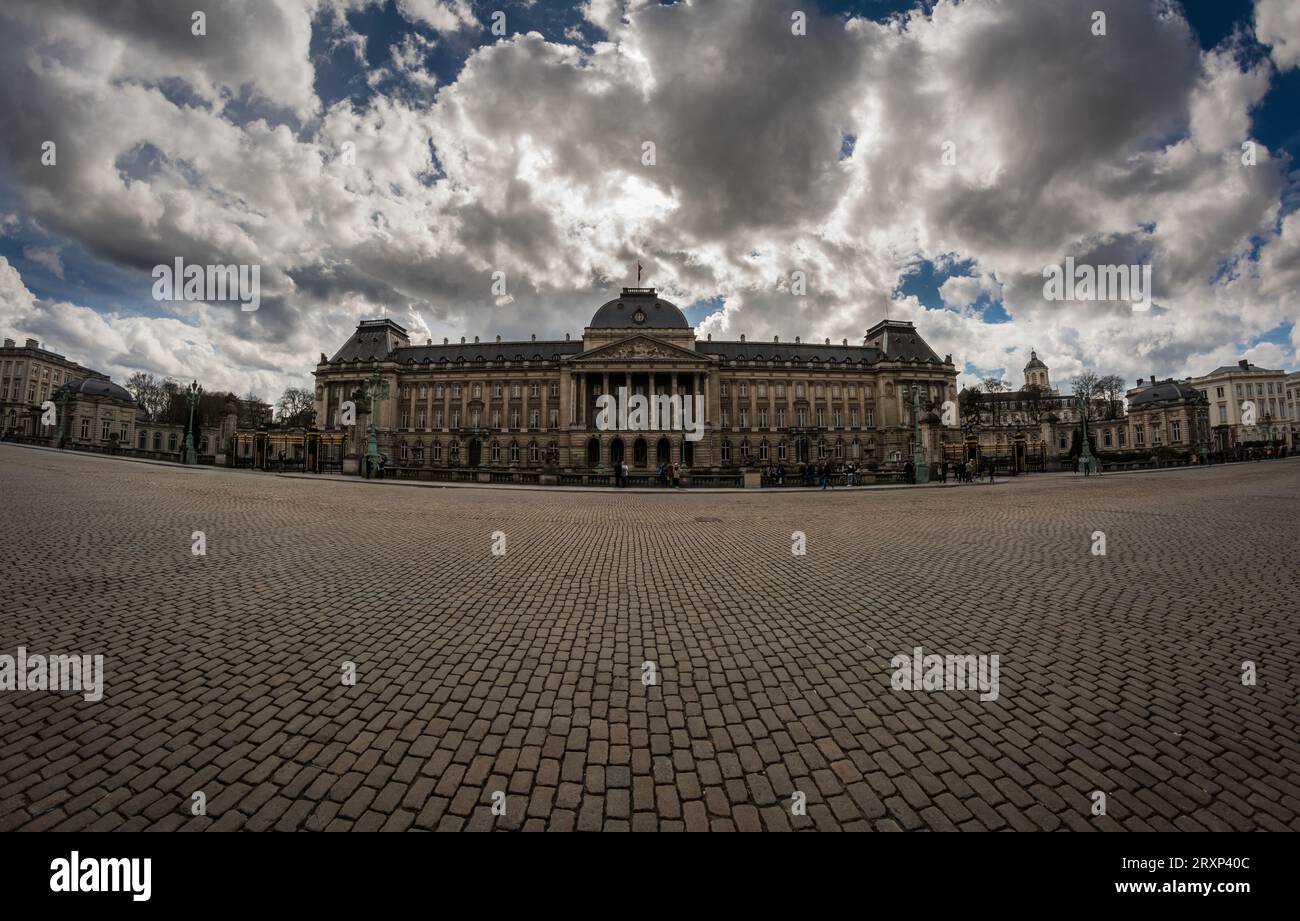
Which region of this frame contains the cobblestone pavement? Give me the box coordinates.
[1,443,1297,832]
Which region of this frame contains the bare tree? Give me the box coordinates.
[1022,383,1048,424]
[1070,370,1100,406]
[125,371,166,421]
[1097,374,1127,420]
[276,387,315,427]
[959,384,984,427]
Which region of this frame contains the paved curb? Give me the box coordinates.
[273,471,982,495]
[0,441,211,471]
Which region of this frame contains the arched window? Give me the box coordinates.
[490,440,501,463]
[759,440,769,461]
[153,432,162,450]
[432,441,442,462]
[528,441,539,464]
[138,430,147,449]
[633,437,647,467]
[721,440,732,463]
[509,440,519,464]
[740,439,750,462]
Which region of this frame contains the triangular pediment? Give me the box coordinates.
[572,334,705,363]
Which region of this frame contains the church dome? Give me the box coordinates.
[1024,349,1047,370]
[589,288,689,329]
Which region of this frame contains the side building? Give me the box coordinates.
[310,288,960,481]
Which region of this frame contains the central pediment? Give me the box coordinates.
[571,334,707,364]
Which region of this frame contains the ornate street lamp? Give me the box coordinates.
[1076,392,1096,474]
[363,363,389,478]
[1196,394,1210,464]
[183,380,202,464]
[55,385,72,449]
[911,385,929,484]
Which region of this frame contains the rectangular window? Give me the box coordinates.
[451,411,460,429]
[493,383,502,398]
[1171,421,1181,442]
[865,408,874,428]
[758,409,768,428]
[530,383,540,398]
[492,410,500,428]
[776,409,785,428]
[776,384,786,398]
[721,410,730,428]
[512,384,521,398]
[80,418,89,438]
[1135,425,1145,445]
[739,409,748,428]
[1104,429,1113,447]
[529,410,539,429]
[757,384,767,398]
[101,420,110,440]
[549,409,558,428]
[453,384,462,398]
[1218,403,1227,423]
[1118,429,1126,448]
[511,410,520,429]
[720,383,728,397]
[739,383,748,398]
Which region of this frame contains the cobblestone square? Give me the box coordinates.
[1,444,1297,832]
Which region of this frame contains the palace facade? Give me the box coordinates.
[312,288,959,481]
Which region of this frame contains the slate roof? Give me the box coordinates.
[589,288,690,329]
[697,340,883,364]
[1129,380,1204,407]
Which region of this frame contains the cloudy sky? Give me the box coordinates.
[1,0,1298,400]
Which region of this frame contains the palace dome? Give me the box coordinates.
[71,377,134,403]
[589,288,690,329]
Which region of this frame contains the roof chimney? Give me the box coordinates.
[25,338,38,349]
[1136,378,1143,387]
[1150,375,1156,385]
[3,338,13,348]
[1238,359,1249,370]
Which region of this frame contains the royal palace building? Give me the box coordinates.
[312,288,959,482]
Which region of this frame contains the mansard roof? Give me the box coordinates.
[697,340,883,364]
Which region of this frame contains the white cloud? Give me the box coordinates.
[1255,0,1300,71]
[22,245,64,279]
[0,0,1294,406]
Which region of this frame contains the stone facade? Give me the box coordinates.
[312,288,960,477]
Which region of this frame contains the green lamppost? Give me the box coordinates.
[911,385,929,484]
[55,386,71,449]
[363,363,388,478]
[1076,392,1096,475]
[183,380,201,464]
[1196,396,1210,464]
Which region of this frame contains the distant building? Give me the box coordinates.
[1122,377,1210,457]
[311,288,959,480]
[0,336,107,438]
[1190,359,1293,451]
[1,333,225,459]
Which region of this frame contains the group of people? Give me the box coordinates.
[762,461,865,489]
[934,458,992,484]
